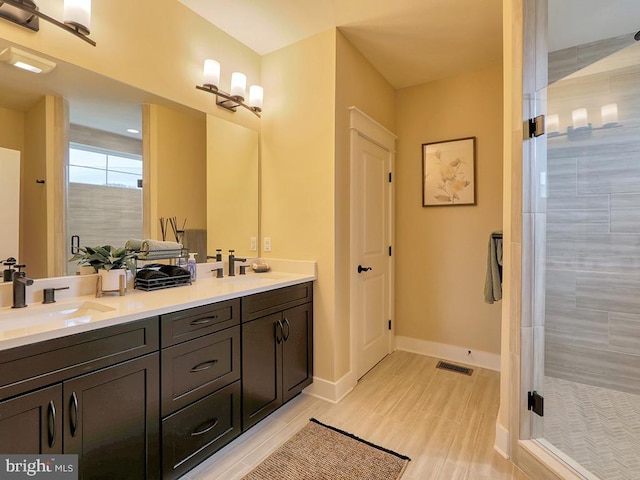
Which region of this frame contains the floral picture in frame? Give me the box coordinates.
[422,137,476,206]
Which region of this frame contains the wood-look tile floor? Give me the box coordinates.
[181,351,530,480]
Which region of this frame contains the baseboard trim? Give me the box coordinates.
[494,422,510,459]
[395,336,501,372]
[304,371,357,404]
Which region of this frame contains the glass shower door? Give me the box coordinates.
[532,35,640,480]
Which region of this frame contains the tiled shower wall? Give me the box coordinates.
[545,44,640,395]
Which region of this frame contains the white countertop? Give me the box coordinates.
[0,264,316,351]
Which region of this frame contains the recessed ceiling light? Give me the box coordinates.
[0,46,56,74]
[127,128,140,134]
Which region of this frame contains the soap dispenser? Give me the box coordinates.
[187,253,197,282]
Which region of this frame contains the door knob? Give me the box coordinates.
[357,265,373,273]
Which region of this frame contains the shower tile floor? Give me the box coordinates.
[544,375,640,480]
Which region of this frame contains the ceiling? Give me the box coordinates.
[179,0,503,89]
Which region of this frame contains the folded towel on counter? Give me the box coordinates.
[125,238,143,251]
[140,239,183,252]
[484,231,503,304]
[159,265,190,277]
[136,239,183,259]
[136,269,169,280]
[137,251,183,260]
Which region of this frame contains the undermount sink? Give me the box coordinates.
[0,300,116,332]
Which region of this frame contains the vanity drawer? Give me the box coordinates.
[242,282,313,322]
[162,380,241,480]
[161,298,240,346]
[0,317,159,401]
[161,326,240,416]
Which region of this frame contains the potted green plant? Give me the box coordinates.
[69,245,136,292]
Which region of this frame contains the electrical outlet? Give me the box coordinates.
[264,237,272,252]
[250,237,257,251]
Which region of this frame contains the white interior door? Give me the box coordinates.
[351,117,394,379]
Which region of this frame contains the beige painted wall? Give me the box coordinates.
[21,97,49,278]
[0,107,24,151]
[334,32,396,378]
[395,65,504,355]
[206,115,259,258]
[0,0,261,130]
[145,104,207,240]
[261,30,337,381]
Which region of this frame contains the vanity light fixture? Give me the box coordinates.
[0,46,56,73]
[0,0,95,46]
[196,59,263,117]
[550,103,622,141]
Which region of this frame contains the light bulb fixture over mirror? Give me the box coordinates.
[0,0,95,46]
[196,59,262,117]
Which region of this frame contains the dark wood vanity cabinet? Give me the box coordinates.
[0,281,313,480]
[160,299,242,480]
[0,318,160,480]
[0,385,63,455]
[242,283,313,431]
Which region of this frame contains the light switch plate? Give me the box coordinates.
[250,237,257,251]
[264,237,272,252]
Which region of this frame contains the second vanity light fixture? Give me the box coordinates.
[546,103,620,139]
[196,59,263,117]
[0,0,95,46]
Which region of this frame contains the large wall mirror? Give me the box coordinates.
[0,39,259,279]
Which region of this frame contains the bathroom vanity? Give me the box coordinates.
[0,270,314,480]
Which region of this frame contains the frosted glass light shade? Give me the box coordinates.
[203,59,220,87]
[572,108,589,129]
[249,85,263,110]
[230,72,246,99]
[546,114,560,134]
[64,0,91,33]
[601,103,618,126]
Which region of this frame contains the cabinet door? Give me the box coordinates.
[241,312,282,431]
[63,353,160,480]
[282,303,314,403]
[0,384,62,454]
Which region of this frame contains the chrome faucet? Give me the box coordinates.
[228,250,246,277]
[12,265,34,309]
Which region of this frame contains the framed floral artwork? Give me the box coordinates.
[422,137,476,206]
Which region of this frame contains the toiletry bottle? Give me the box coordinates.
[187,253,197,282]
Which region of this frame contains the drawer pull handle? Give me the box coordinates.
[70,392,79,438]
[190,359,219,373]
[190,315,218,326]
[47,400,56,448]
[191,418,219,436]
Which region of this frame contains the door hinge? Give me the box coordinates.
[527,115,545,138]
[388,245,392,256]
[528,391,544,417]
[388,172,392,182]
[388,320,392,330]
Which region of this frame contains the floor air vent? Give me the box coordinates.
[436,361,473,376]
